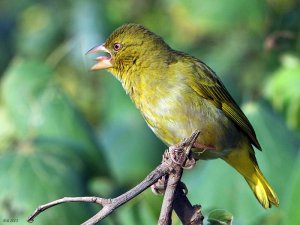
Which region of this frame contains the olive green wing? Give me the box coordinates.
[190,60,261,150]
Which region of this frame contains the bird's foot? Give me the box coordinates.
[153,130,199,195]
[168,145,196,169]
[151,176,189,196]
[151,175,168,195]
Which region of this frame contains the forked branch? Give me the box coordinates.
[27,130,203,225]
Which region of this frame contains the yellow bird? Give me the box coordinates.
[87,23,279,208]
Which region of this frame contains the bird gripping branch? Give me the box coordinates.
[87,23,279,208]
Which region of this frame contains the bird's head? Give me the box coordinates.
[86,23,171,79]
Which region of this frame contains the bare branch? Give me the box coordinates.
[158,167,182,225]
[27,130,204,225]
[81,163,170,225]
[173,186,203,225]
[28,163,168,225]
[158,130,200,225]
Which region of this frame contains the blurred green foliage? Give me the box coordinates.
[207,209,233,225]
[0,0,299,225]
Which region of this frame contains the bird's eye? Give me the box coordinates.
[113,43,122,51]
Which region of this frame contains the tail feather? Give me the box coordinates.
[223,145,279,208]
[245,165,279,208]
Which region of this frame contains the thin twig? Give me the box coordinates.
[27,197,106,223]
[28,163,168,225]
[27,130,204,225]
[81,163,169,225]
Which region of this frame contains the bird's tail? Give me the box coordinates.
[223,144,279,208]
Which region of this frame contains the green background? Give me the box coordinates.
[0,0,299,224]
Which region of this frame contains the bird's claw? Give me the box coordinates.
[182,157,196,169]
[151,175,168,195]
[151,177,189,196]
[167,146,196,170]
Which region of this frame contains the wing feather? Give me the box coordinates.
[190,60,261,150]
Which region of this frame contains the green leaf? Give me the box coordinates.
[88,177,116,197]
[1,59,52,136]
[17,4,64,58]
[1,59,107,175]
[264,54,300,131]
[0,150,91,225]
[207,209,233,225]
[165,0,266,36]
[0,106,16,153]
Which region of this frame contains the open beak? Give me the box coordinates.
[86,44,113,71]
